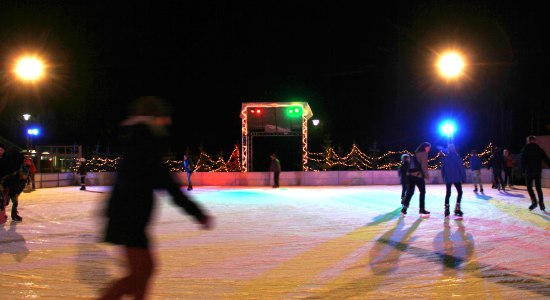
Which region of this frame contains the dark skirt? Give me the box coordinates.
[104,219,149,249]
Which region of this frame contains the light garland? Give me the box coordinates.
[71,143,494,172]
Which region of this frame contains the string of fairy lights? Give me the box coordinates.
[73,143,495,172]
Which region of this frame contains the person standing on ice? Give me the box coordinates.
[401,142,431,216]
[469,149,484,193]
[182,153,194,191]
[441,144,467,218]
[270,153,281,188]
[398,153,410,203]
[99,96,213,300]
[520,135,550,212]
[0,164,29,223]
[488,146,505,191]
[78,158,88,191]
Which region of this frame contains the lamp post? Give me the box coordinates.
[14,55,46,153]
[437,51,466,114]
[437,50,466,145]
[23,113,31,153]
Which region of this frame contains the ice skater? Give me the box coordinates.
[469,149,484,193]
[183,153,194,191]
[398,153,410,203]
[520,135,550,212]
[1,165,29,223]
[488,146,505,191]
[441,144,466,218]
[401,142,431,217]
[78,158,88,190]
[270,153,281,188]
[99,96,213,300]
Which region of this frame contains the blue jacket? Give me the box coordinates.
[441,152,467,183]
[469,155,482,171]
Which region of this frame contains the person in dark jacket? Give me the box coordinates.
[401,142,432,216]
[398,153,410,203]
[441,144,467,218]
[183,154,194,191]
[78,158,88,190]
[520,135,550,211]
[488,146,505,192]
[24,155,37,191]
[270,153,281,188]
[469,149,484,193]
[1,165,29,223]
[99,96,214,300]
[0,144,23,180]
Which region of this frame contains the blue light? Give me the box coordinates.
[27,128,40,136]
[439,120,456,138]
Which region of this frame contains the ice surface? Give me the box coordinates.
[1,185,549,299]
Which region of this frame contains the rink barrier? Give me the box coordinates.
[31,169,550,188]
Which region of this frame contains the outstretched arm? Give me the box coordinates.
[157,163,213,229]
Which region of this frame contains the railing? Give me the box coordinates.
[30,169,550,188]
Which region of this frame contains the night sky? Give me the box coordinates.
[1,1,548,159]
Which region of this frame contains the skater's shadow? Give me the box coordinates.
[433,219,475,272]
[500,192,525,198]
[534,211,550,222]
[364,208,402,227]
[302,218,423,299]
[369,217,422,275]
[474,193,491,200]
[75,234,114,287]
[0,222,29,262]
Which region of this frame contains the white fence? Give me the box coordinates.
[33,169,550,188]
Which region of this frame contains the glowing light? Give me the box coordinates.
[27,128,40,136]
[439,121,456,137]
[69,143,494,172]
[287,107,302,116]
[312,119,320,126]
[437,52,465,79]
[14,56,45,81]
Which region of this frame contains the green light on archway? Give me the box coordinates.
[287,107,302,116]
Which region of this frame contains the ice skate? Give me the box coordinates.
[400,205,408,216]
[419,209,430,218]
[11,213,22,222]
[454,204,463,219]
[473,186,478,193]
[528,202,537,211]
[444,204,450,218]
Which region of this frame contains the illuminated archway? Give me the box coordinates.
[240,102,313,172]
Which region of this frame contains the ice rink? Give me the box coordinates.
[1,184,549,299]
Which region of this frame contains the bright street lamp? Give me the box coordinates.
[14,56,45,81]
[439,120,457,145]
[437,51,465,80]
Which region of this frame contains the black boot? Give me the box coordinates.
[419,209,430,215]
[529,201,538,211]
[454,203,463,217]
[444,204,450,218]
[401,205,408,215]
[11,211,22,222]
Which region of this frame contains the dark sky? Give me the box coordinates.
[1,1,548,157]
